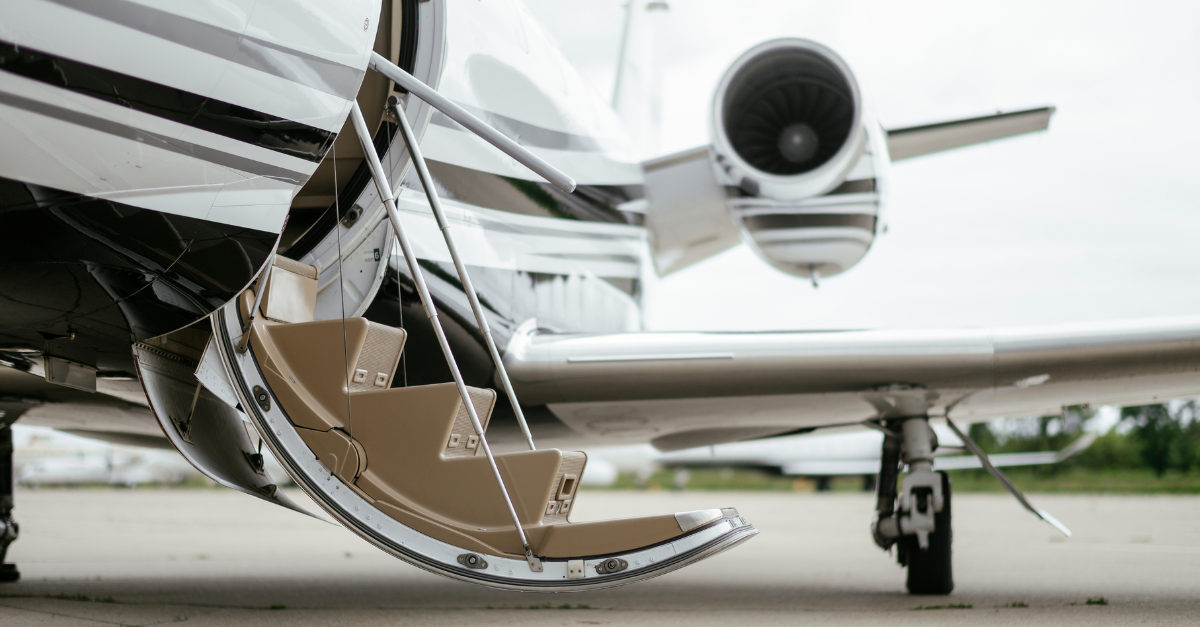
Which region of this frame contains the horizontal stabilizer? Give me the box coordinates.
[775,432,1096,476]
[934,431,1097,470]
[886,106,1055,161]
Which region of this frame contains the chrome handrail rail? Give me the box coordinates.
[368,52,576,194]
[348,102,543,572]
[388,95,538,453]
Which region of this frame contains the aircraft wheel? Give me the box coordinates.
[901,471,953,595]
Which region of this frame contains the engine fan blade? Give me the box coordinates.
[943,417,1072,537]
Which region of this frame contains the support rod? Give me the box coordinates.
[347,102,542,571]
[368,52,576,194]
[389,96,537,452]
[945,417,1071,537]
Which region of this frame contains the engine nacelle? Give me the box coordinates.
[712,39,887,280]
[643,39,887,280]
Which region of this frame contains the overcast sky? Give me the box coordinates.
[524,0,1200,332]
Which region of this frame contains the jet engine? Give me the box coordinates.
[644,39,888,280]
[712,39,866,201]
[713,38,887,281]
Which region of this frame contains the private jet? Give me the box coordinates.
[3,0,1196,595]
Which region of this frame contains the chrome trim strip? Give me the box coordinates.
[568,353,734,363]
[532,252,640,264]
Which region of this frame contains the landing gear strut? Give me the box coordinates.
[0,422,19,582]
[871,417,952,594]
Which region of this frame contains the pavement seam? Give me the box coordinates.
[0,599,128,626]
[141,609,239,626]
[0,594,268,612]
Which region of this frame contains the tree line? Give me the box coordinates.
[967,402,1200,477]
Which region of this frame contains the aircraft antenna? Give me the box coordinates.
[612,1,636,107]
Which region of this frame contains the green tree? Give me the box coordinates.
[1076,430,1141,469]
[1174,402,1199,474]
[1122,404,1179,477]
[967,422,998,453]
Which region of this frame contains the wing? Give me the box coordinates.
[0,353,308,515]
[505,317,1200,443]
[886,106,1055,161]
[0,362,166,447]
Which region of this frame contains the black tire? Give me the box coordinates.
[0,564,19,583]
[903,471,953,595]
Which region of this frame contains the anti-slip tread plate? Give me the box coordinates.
[443,387,497,458]
[349,322,406,392]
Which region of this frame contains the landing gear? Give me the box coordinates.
[871,417,953,595]
[0,423,19,583]
[898,471,951,594]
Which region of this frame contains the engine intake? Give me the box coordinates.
[712,38,865,201]
[722,47,856,177]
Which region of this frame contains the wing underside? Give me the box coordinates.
[9,316,1200,450]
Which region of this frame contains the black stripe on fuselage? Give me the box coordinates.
[742,213,877,232]
[0,40,336,163]
[731,179,877,198]
[43,0,364,100]
[476,217,642,242]
[424,159,644,225]
[0,88,309,184]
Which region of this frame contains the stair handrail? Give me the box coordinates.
[347,102,543,572]
[368,52,576,194]
[386,95,538,453]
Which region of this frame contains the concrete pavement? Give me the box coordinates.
[1,487,1197,625]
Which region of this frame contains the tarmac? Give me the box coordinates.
[1,487,1198,626]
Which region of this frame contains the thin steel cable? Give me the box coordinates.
[386,108,407,387]
[392,102,537,451]
[398,256,407,387]
[332,140,352,435]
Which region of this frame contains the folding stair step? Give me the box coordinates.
[239,259,743,564]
